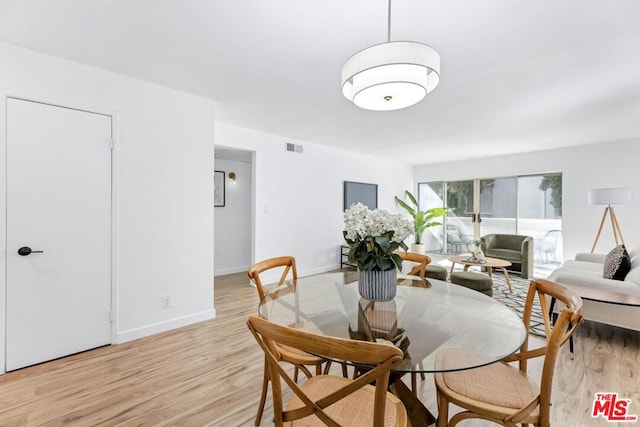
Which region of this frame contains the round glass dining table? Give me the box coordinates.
[258,271,527,374]
[258,271,527,426]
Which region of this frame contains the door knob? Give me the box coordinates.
[18,246,44,256]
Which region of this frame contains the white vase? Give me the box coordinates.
[358,269,397,301]
[410,243,426,255]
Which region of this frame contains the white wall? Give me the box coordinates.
[414,139,640,260]
[0,42,215,372]
[214,158,253,275]
[215,123,414,279]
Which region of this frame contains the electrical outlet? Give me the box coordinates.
[161,295,172,308]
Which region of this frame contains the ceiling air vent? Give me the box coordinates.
[285,142,303,153]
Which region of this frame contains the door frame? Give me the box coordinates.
[1,94,120,374]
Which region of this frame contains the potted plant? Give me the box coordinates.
[343,203,412,300]
[395,190,448,254]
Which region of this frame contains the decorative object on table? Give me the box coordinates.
[341,0,440,111]
[343,203,412,301]
[214,170,225,207]
[588,187,632,253]
[465,239,486,262]
[395,190,448,255]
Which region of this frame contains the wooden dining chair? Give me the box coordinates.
[434,279,584,427]
[248,256,299,302]
[248,256,348,424]
[395,251,431,282]
[247,256,326,425]
[247,315,408,426]
[395,251,431,392]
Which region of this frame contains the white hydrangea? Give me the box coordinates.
[344,203,412,243]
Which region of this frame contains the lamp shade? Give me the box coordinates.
[588,187,632,206]
[341,41,440,111]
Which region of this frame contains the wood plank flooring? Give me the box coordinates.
[0,271,638,426]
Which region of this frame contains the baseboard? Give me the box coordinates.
[115,309,216,344]
[214,265,250,276]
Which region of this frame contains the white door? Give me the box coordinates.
[6,98,112,371]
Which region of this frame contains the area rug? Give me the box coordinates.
[489,271,546,337]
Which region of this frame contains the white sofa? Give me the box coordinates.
[548,248,640,331]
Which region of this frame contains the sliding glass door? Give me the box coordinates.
[479,177,516,236]
[419,174,563,272]
[418,180,475,255]
[518,174,563,271]
[445,181,475,254]
[418,182,445,253]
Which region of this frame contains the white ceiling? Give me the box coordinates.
[214,147,253,163]
[1,0,639,165]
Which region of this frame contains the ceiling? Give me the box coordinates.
[214,147,253,163]
[1,0,639,165]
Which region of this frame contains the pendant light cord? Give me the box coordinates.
[387,0,392,42]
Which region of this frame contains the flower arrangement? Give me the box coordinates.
[343,203,412,271]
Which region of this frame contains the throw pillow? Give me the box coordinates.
[603,245,631,280]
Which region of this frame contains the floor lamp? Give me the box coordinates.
[588,187,632,253]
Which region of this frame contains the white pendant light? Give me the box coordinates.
[341,0,440,111]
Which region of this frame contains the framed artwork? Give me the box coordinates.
[214,170,225,207]
[343,181,378,211]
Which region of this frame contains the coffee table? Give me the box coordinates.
[448,255,513,292]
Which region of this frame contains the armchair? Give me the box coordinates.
[534,229,562,263]
[480,234,534,279]
[446,224,473,254]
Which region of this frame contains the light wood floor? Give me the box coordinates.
[1,272,638,426]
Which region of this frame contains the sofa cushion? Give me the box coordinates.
[603,245,631,281]
[628,246,640,269]
[485,248,522,262]
[493,235,524,251]
[624,266,640,285]
[549,267,640,297]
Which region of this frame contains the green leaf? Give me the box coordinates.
[405,190,418,207]
[375,234,391,253]
[362,258,375,270]
[376,257,394,271]
[395,190,449,243]
[390,253,403,270]
[395,197,416,218]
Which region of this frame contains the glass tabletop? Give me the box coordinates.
[258,271,527,373]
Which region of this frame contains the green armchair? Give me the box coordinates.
[480,234,534,279]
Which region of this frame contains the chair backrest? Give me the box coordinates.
[482,233,532,251]
[545,229,563,243]
[395,251,431,280]
[504,279,583,425]
[247,315,405,426]
[248,256,297,301]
